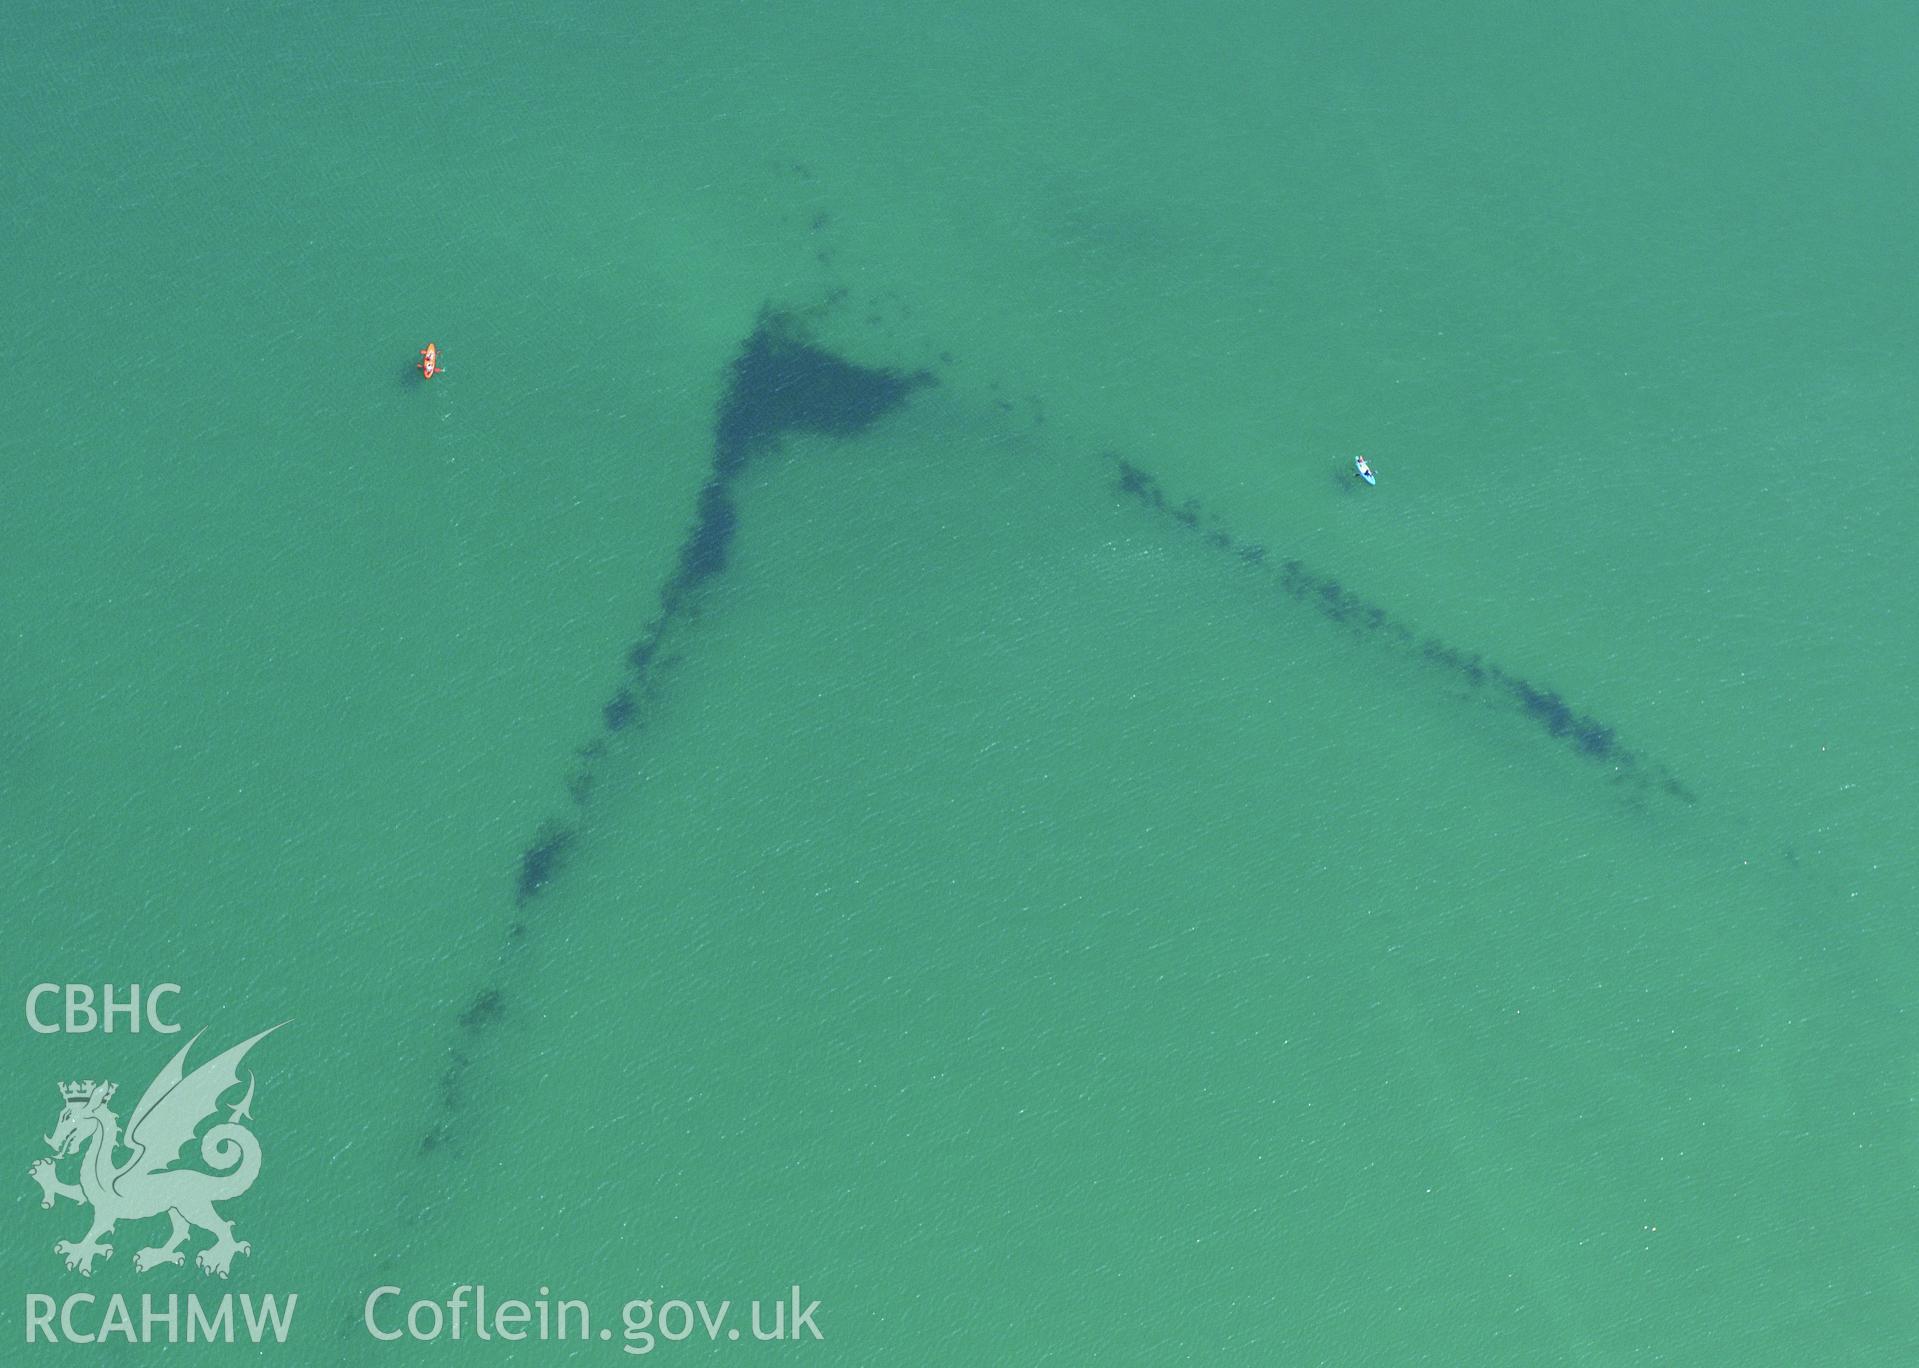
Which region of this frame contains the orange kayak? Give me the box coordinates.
[419,343,441,379]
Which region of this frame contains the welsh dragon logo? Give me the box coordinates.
[28,1024,284,1278]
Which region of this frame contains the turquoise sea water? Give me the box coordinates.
[3,2,1916,1362]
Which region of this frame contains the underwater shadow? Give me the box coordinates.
[418,309,934,1155]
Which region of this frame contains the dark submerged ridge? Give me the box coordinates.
[1107,455,1697,805]
[715,312,934,470]
[664,313,936,614]
[427,310,934,1156]
[516,308,934,915]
